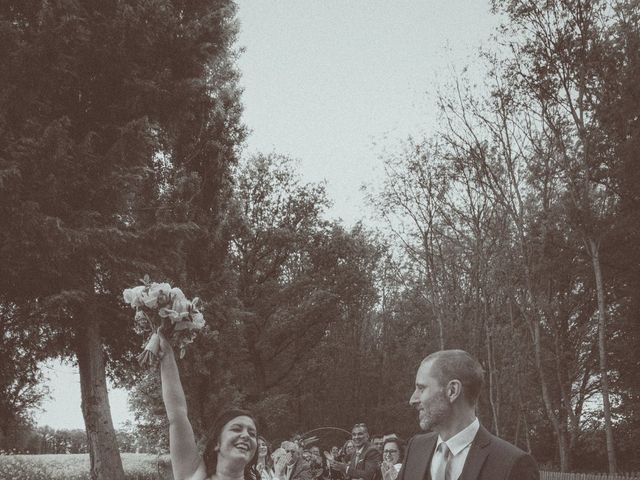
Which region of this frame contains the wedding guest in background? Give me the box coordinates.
[303,450,313,463]
[330,446,340,459]
[340,440,355,462]
[329,444,346,480]
[309,445,327,479]
[329,423,381,480]
[276,440,314,480]
[371,435,384,453]
[380,436,405,480]
[258,436,276,480]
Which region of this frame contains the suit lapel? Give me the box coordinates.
[458,426,492,480]
[411,434,437,480]
[351,443,369,470]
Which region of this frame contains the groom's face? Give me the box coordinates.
[409,360,452,431]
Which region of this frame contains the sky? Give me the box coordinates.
[34,0,501,430]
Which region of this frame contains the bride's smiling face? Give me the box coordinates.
[217,415,258,463]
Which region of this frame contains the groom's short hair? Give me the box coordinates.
[422,350,484,405]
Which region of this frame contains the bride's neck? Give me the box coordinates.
[215,459,245,480]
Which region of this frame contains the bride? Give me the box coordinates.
[158,331,261,480]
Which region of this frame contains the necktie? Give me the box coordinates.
[434,443,452,480]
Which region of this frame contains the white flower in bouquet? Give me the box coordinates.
[142,282,172,308]
[122,275,206,366]
[191,311,205,329]
[122,285,146,308]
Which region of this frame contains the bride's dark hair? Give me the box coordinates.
[203,408,261,480]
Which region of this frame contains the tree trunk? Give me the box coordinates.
[77,313,125,480]
[484,313,500,436]
[378,282,390,411]
[530,317,571,471]
[350,306,361,409]
[588,237,618,474]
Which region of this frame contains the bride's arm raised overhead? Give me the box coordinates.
[159,331,207,480]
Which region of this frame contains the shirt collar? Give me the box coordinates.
[436,418,480,456]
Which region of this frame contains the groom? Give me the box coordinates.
[398,350,538,480]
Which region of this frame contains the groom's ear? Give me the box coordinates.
[447,379,463,403]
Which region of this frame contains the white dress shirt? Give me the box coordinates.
[429,418,480,480]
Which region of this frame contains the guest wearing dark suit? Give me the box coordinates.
[329,423,381,480]
[398,350,538,480]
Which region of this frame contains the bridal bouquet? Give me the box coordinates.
[123,275,205,366]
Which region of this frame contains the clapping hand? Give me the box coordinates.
[273,449,290,478]
[328,460,348,473]
[380,461,398,480]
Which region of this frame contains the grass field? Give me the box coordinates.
[0,453,172,480]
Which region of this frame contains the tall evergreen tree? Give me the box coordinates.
[0,1,243,478]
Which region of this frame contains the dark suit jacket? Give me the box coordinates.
[396,425,538,480]
[347,442,382,480]
[289,458,314,480]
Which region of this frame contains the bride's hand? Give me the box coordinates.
[157,329,174,361]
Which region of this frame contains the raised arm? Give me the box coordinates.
[158,332,206,480]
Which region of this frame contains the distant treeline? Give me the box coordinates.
[0,424,154,455]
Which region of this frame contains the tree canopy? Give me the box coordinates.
[0,1,244,477]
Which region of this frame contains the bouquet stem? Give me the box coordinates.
[137,332,161,367]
